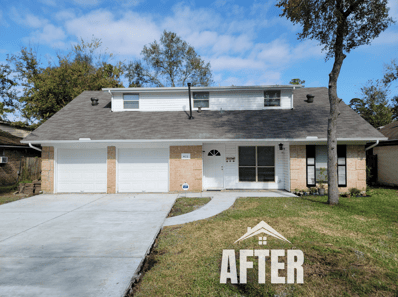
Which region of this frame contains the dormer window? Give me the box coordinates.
[264,90,281,107]
[124,94,139,109]
[193,92,209,108]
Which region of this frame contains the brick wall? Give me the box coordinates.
[290,145,366,192]
[290,145,307,191]
[107,146,116,194]
[340,145,366,192]
[41,146,54,193]
[170,145,202,192]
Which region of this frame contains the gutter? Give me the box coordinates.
[29,143,42,152]
[21,137,388,145]
[365,140,379,151]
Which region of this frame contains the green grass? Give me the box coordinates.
[167,197,211,217]
[132,188,398,297]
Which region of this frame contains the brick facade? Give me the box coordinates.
[290,145,366,192]
[169,145,202,192]
[107,146,116,194]
[41,146,54,193]
[290,145,307,192]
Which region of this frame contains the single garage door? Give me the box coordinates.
[118,148,169,192]
[57,149,107,193]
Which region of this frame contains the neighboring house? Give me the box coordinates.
[0,122,41,185]
[367,121,398,187]
[21,85,387,194]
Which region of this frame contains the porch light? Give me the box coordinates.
[279,143,284,151]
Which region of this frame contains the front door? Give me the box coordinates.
[203,144,225,189]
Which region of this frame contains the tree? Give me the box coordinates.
[391,96,398,121]
[276,0,395,204]
[289,78,305,86]
[124,30,213,87]
[349,80,393,128]
[0,64,17,120]
[7,38,123,127]
[383,59,398,84]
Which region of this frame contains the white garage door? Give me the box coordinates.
[118,148,169,192]
[57,149,107,193]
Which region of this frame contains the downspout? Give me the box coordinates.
[188,83,194,120]
[292,86,294,109]
[29,143,42,152]
[365,140,379,151]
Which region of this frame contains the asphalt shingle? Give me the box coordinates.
[23,87,385,142]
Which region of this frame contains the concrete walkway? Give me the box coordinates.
[0,194,177,297]
[164,190,296,226]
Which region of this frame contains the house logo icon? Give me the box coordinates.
[234,221,291,245]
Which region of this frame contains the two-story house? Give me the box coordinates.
[21,85,387,194]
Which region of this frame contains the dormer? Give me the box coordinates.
[102,85,303,112]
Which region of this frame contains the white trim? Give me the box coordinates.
[54,148,57,193]
[22,137,389,144]
[115,147,119,193]
[168,145,170,192]
[102,85,303,93]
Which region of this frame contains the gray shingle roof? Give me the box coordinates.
[377,121,398,140]
[23,87,386,142]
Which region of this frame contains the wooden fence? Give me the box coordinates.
[20,157,41,181]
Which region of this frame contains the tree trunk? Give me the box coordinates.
[327,49,346,205]
[327,3,347,205]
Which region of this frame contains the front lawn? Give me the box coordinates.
[167,197,211,217]
[132,188,398,297]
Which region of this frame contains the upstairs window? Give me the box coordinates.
[124,94,139,109]
[193,92,209,108]
[264,90,281,107]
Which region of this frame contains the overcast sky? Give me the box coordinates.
[1,0,397,105]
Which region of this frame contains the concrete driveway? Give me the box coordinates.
[0,194,177,297]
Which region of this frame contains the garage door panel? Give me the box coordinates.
[118,148,168,192]
[57,149,107,193]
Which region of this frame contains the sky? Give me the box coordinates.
[1,0,398,108]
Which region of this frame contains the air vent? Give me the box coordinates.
[91,98,99,106]
[306,94,314,103]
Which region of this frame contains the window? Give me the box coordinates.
[123,94,139,109]
[239,146,275,182]
[306,145,347,187]
[208,150,221,156]
[193,92,209,108]
[264,90,281,107]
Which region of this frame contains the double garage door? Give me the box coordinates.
[56,148,169,193]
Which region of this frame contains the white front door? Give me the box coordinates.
[203,144,225,189]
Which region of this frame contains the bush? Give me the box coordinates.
[349,188,361,197]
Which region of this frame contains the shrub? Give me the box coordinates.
[349,188,361,197]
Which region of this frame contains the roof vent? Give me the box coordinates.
[306,94,314,103]
[91,98,99,106]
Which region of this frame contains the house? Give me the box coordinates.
[21,85,387,194]
[367,121,398,187]
[0,122,41,185]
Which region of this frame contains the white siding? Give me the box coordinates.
[111,89,293,112]
[283,144,290,191]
